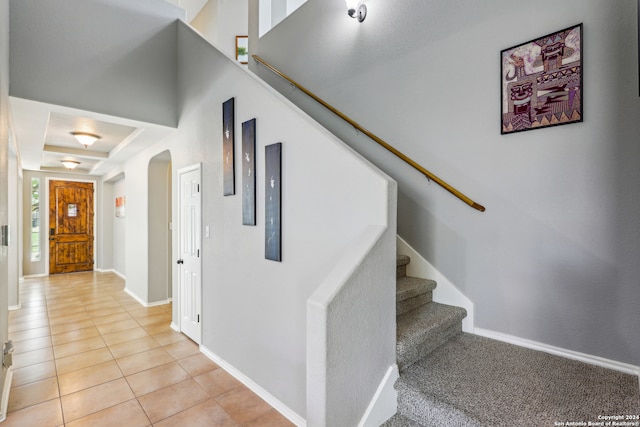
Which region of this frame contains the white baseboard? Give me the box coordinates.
[170,322,180,332]
[200,345,306,427]
[397,236,474,332]
[0,367,14,422]
[124,288,145,306]
[474,328,640,377]
[8,304,21,311]
[146,299,171,308]
[123,288,171,308]
[96,269,126,280]
[358,364,398,427]
[21,274,46,279]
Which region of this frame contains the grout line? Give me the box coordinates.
[11,272,289,426]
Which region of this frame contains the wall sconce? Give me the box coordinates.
[61,160,80,170]
[71,132,101,148]
[345,0,366,22]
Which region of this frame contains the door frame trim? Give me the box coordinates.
[45,177,98,275]
[176,163,202,341]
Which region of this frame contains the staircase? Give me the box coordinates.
[385,255,468,426]
[383,255,640,427]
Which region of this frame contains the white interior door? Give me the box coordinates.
[178,165,202,344]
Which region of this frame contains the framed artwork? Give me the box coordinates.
[115,196,125,218]
[501,24,583,134]
[242,119,256,226]
[265,143,282,262]
[222,97,235,195]
[236,36,248,64]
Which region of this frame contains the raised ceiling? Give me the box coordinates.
[11,97,175,176]
[8,0,192,176]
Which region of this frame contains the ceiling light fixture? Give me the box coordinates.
[345,0,366,22]
[71,132,101,148]
[61,160,80,170]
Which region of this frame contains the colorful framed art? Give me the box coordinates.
[501,24,583,134]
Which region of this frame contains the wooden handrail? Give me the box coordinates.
[252,54,486,212]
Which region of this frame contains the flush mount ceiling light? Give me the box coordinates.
[61,160,80,170]
[71,131,101,148]
[345,0,366,22]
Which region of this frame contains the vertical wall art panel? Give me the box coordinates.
[265,143,282,262]
[115,196,126,218]
[501,24,582,134]
[222,97,235,195]
[242,118,256,225]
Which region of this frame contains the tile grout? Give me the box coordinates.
[6,272,294,427]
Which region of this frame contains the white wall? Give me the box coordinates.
[7,146,18,307]
[191,0,248,61]
[165,0,207,22]
[258,0,307,37]
[251,0,640,366]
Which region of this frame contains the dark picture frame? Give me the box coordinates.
[501,24,583,134]
[242,119,256,226]
[222,98,235,195]
[265,143,282,262]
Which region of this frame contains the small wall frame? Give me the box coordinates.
[236,36,248,64]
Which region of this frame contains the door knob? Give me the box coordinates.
[177,259,184,265]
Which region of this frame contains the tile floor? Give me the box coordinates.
[4,272,295,427]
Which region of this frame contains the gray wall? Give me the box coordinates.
[252,0,640,366]
[99,180,114,272]
[9,0,182,127]
[148,151,171,303]
[106,20,395,420]
[0,0,9,416]
[111,177,126,277]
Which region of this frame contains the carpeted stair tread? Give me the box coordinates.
[380,413,424,427]
[396,302,466,371]
[396,276,436,316]
[396,254,410,268]
[396,276,436,303]
[396,333,640,427]
[396,255,411,278]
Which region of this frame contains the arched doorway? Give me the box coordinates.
[148,151,172,303]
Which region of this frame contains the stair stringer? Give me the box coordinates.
[397,236,474,333]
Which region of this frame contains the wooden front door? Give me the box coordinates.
[49,180,94,274]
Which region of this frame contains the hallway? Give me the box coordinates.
[4,272,294,426]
